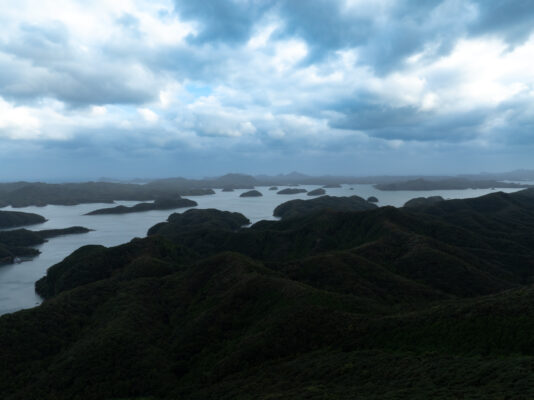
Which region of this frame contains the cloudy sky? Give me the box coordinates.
[1,0,533,180]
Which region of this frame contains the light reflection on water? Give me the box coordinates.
[0,184,523,315]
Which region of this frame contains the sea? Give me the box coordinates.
[0,184,525,315]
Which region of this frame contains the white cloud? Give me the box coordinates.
[273,39,308,72]
[0,98,41,138]
[91,106,107,116]
[138,107,159,122]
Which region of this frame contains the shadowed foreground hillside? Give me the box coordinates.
[3,190,534,398]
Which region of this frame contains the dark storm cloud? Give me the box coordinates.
[169,0,533,72]
[167,0,467,72]
[329,101,489,143]
[469,0,534,44]
[173,0,274,44]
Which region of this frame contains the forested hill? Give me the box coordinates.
[2,189,534,398]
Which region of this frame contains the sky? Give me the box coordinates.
[0,0,534,180]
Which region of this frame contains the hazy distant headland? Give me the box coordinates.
[0,170,533,207]
[375,178,531,191]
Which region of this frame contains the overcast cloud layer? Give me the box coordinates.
[1,0,533,180]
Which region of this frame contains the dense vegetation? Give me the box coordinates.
[3,190,534,398]
[273,195,377,219]
[85,198,197,215]
[0,210,46,228]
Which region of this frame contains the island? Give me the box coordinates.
[222,187,234,192]
[307,188,326,196]
[277,188,307,195]
[179,188,216,196]
[0,226,91,265]
[404,196,445,208]
[85,198,197,215]
[273,195,378,219]
[239,190,263,197]
[0,210,47,229]
[269,186,278,190]
[367,196,379,203]
[322,183,342,188]
[146,208,251,240]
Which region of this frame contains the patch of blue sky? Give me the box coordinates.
[185,84,212,98]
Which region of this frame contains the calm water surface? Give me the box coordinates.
[0,184,523,315]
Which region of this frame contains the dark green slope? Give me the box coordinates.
[3,249,534,399]
[3,191,534,398]
[2,252,382,400]
[40,193,534,302]
[147,203,533,296]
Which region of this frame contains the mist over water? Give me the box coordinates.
[0,184,523,315]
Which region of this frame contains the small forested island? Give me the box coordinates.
[323,183,342,188]
[0,210,47,228]
[239,190,262,197]
[307,188,326,196]
[0,226,91,265]
[221,187,234,192]
[367,196,379,203]
[273,195,377,219]
[179,188,215,196]
[269,186,278,190]
[404,196,445,208]
[85,198,197,215]
[277,188,307,195]
[146,209,250,239]
[375,177,530,191]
